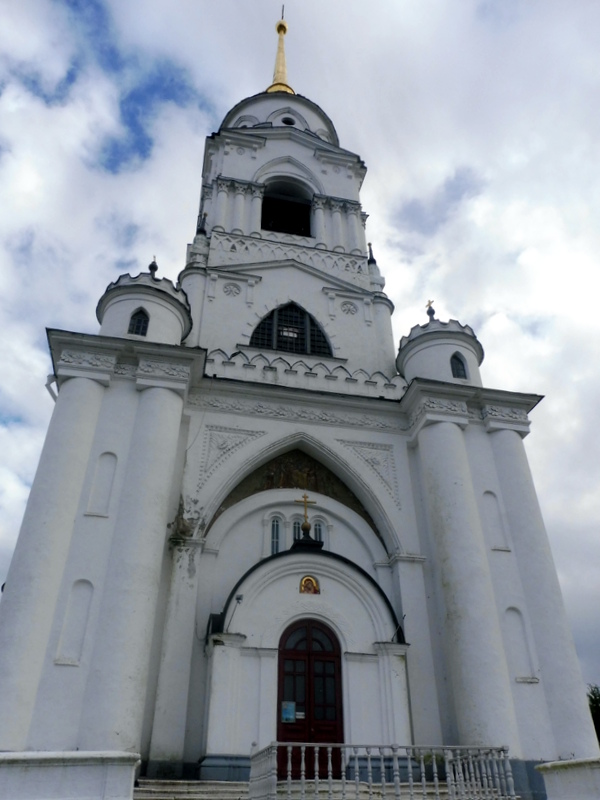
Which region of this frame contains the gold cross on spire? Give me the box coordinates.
[426,299,434,309]
[295,492,316,523]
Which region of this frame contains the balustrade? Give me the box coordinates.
[249,743,516,800]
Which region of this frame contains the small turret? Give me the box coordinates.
[96,260,192,345]
[396,302,484,386]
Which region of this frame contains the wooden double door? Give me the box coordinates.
[277,619,343,777]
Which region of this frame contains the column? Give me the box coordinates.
[418,421,521,750]
[148,539,202,777]
[490,427,600,758]
[313,196,327,248]
[348,203,364,254]
[232,183,246,234]
[0,376,105,750]
[249,185,264,236]
[79,381,184,752]
[331,200,344,252]
[213,179,230,231]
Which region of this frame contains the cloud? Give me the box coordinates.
[1,0,599,699]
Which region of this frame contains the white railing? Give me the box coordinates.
[249,743,517,800]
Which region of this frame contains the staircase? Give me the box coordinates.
[134,779,451,800]
[134,780,249,800]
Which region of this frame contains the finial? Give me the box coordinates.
[266,13,295,94]
[368,242,376,264]
[426,299,435,322]
[149,257,158,278]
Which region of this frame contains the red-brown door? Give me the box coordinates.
[277,619,343,778]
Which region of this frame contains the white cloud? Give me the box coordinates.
[1,0,599,691]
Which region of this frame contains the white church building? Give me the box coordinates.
[1,18,599,800]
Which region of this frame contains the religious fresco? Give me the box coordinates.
[207,448,380,539]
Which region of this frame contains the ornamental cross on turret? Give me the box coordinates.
[295,492,316,523]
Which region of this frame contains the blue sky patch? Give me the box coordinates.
[58,0,126,74]
[12,58,81,106]
[396,167,485,237]
[98,61,197,173]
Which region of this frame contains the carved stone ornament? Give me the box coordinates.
[338,441,400,505]
[223,282,241,297]
[58,350,116,370]
[114,364,137,377]
[137,360,191,380]
[409,397,469,430]
[341,301,358,315]
[482,405,528,423]
[197,426,266,490]
[188,393,401,432]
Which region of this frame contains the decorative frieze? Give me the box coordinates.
[408,396,469,432]
[58,351,116,371]
[187,392,403,432]
[208,231,370,287]
[137,360,191,380]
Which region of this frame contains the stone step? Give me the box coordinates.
[134,779,249,800]
[134,779,450,800]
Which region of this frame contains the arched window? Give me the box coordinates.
[128,308,149,337]
[451,352,467,379]
[250,302,332,357]
[261,180,312,237]
[271,517,281,554]
[313,521,323,542]
[293,520,302,541]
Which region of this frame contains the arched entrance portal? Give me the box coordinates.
[277,619,343,777]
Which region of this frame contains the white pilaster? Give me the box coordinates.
[78,382,184,752]
[148,539,202,771]
[0,376,105,750]
[489,427,600,759]
[418,421,521,751]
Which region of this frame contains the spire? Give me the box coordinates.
[266,11,295,95]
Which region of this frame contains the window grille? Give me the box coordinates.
[128,309,149,337]
[451,353,467,379]
[250,303,331,357]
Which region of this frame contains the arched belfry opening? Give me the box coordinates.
[261,179,313,237]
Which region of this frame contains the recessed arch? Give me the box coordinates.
[267,106,311,131]
[253,156,324,196]
[199,432,402,556]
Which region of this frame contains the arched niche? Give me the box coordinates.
[205,448,380,543]
[197,434,402,557]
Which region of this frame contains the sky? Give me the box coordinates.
[0,0,599,690]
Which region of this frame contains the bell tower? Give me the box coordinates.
[177,19,399,396]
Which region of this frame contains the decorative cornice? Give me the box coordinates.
[399,379,541,438]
